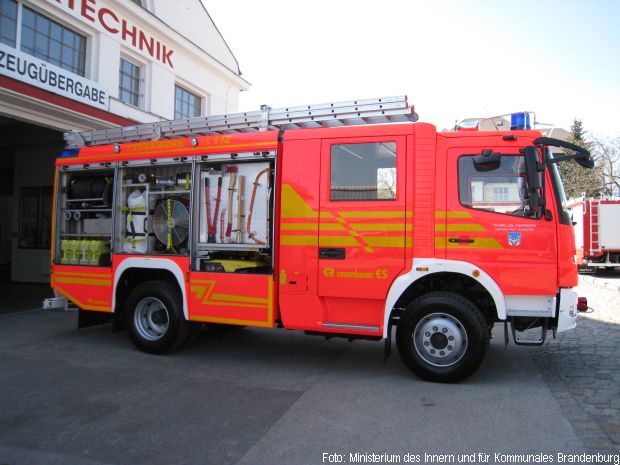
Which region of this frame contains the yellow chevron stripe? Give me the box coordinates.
[188,278,274,327]
[281,184,323,219]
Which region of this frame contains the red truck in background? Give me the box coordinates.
[50,96,593,383]
[568,195,620,271]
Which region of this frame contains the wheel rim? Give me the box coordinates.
[413,312,468,367]
[133,297,170,341]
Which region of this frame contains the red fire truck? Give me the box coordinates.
[50,96,592,382]
[568,195,620,271]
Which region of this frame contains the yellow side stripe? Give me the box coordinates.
[211,293,269,304]
[280,236,318,246]
[338,211,412,219]
[435,223,485,232]
[55,271,111,278]
[281,223,346,231]
[281,223,318,231]
[201,300,268,309]
[350,223,405,231]
[54,277,111,286]
[435,211,472,219]
[280,235,410,248]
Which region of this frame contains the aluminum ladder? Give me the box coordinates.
[64,95,418,149]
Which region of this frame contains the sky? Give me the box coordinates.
[202,0,620,137]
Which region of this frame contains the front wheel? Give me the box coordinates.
[125,280,190,354]
[396,292,490,383]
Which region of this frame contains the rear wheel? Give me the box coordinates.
[396,292,489,383]
[125,280,190,354]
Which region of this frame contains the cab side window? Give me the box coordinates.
[459,155,530,216]
[330,142,396,201]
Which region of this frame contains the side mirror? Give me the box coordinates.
[575,155,595,169]
[473,150,501,172]
[533,136,594,169]
[524,146,542,213]
[524,146,541,190]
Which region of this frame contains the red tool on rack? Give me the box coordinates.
[205,174,223,243]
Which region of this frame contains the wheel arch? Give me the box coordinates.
[383,259,506,337]
[113,258,188,319]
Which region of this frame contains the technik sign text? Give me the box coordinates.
[49,0,175,68]
[0,43,109,110]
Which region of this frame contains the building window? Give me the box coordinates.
[175,85,201,119]
[492,186,509,202]
[19,186,52,249]
[21,6,86,76]
[119,58,141,107]
[0,0,17,47]
[330,142,397,201]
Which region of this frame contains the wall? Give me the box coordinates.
[10,140,63,282]
[30,0,250,122]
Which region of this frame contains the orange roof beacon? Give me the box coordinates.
[50,96,592,382]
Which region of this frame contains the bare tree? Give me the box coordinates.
[591,137,620,197]
[558,119,606,198]
[377,167,396,199]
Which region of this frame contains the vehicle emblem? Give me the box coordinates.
[508,232,521,247]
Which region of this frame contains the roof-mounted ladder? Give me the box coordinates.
[64,95,418,148]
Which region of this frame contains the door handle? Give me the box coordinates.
[448,237,475,244]
[319,247,346,260]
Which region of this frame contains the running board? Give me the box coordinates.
[322,322,380,332]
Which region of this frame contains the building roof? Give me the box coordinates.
[141,0,243,78]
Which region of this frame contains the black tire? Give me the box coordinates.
[125,280,190,354]
[396,292,490,383]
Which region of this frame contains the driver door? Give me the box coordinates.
[441,148,558,296]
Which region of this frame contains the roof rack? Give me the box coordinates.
[64,95,418,148]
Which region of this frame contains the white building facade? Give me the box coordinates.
[0,0,249,282]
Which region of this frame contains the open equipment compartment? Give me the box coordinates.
[193,156,274,275]
[114,159,192,256]
[55,167,115,267]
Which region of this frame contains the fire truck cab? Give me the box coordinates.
[51,97,592,382]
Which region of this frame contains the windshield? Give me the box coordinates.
[547,152,571,225]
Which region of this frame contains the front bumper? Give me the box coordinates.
[557,288,579,333]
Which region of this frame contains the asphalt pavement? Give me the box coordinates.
[0,276,618,465]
